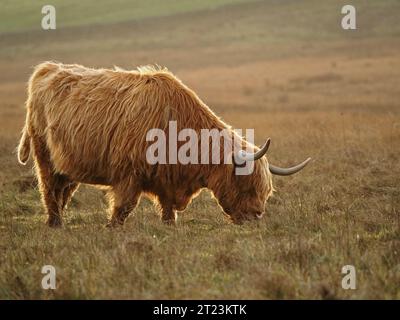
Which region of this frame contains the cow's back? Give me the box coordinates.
[28,62,228,191]
[29,63,176,183]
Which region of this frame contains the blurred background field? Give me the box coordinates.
[0,0,399,299]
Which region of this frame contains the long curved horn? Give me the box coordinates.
[269,157,311,176]
[235,138,271,163]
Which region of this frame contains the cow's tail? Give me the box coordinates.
[17,123,31,165]
[18,62,58,165]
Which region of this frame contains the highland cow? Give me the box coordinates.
[17,62,310,227]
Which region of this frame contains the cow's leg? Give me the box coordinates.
[53,175,80,211]
[31,135,63,227]
[107,185,141,227]
[160,201,177,225]
[60,181,80,211]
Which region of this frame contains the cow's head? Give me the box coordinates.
[210,138,311,224]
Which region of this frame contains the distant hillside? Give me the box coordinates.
[0,0,249,34]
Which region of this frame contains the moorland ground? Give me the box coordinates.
[0,0,399,299]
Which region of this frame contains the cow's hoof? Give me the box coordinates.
[105,222,115,228]
[47,218,62,228]
[162,218,177,226]
[105,221,123,228]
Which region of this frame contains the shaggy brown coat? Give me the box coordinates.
[18,62,273,227]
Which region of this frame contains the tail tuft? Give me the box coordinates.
[17,128,31,165]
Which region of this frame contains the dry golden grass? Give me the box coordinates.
[0,0,399,299]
